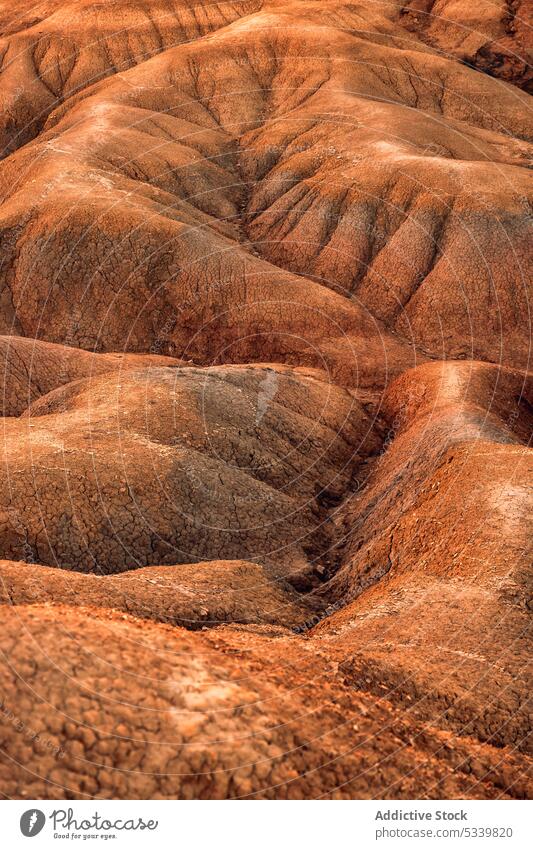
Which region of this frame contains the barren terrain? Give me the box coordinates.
[0,0,531,799]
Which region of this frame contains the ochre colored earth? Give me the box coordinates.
[0,0,531,799]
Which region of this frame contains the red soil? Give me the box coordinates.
[0,0,530,799]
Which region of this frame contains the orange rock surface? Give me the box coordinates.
[0,0,531,799]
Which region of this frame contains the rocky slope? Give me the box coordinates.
[0,0,531,799]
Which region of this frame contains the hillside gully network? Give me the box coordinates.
[49,808,159,838]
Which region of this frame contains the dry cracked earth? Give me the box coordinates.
[0,0,531,800]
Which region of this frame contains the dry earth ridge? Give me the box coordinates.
[0,0,531,799]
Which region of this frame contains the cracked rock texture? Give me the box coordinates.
[0,0,531,799]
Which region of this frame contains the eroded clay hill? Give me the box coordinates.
[1,362,378,578]
[0,0,531,799]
